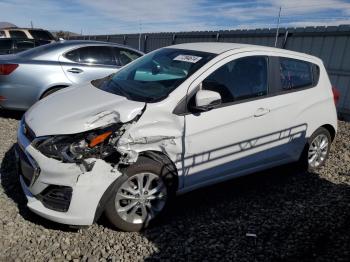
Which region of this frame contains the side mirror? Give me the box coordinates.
[194,89,221,111]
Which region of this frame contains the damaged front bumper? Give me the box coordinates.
[16,122,122,226]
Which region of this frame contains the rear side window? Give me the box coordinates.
[312,64,320,85]
[65,49,80,62]
[9,30,27,39]
[29,30,54,40]
[66,46,117,65]
[80,46,116,65]
[279,58,313,90]
[113,48,142,66]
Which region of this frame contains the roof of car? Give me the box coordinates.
[54,40,142,52]
[3,27,47,30]
[167,42,319,62]
[11,39,143,60]
[56,40,123,46]
[30,40,143,55]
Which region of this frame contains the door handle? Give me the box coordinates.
[254,107,270,117]
[67,68,83,74]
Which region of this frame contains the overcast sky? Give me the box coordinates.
[1,0,350,34]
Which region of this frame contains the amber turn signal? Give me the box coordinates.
[89,131,112,147]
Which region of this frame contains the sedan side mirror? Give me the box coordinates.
[193,89,221,111]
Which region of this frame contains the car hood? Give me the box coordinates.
[25,83,146,136]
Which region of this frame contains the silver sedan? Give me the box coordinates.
[0,40,143,110]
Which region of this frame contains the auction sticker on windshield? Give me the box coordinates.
[173,54,202,63]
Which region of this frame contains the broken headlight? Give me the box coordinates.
[33,125,120,162]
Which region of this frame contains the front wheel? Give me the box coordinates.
[105,156,176,231]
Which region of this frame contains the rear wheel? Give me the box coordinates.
[301,127,332,172]
[105,156,176,231]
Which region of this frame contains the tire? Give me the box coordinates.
[300,127,332,172]
[105,155,177,231]
[40,87,64,99]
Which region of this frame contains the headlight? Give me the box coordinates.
[34,136,76,161]
[33,125,119,162]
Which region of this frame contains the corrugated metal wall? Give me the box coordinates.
[69,25,350,119]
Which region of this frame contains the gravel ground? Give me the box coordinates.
[0,111,349,262]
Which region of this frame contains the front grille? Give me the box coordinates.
[23,121,36,142]
[36,185,73,212]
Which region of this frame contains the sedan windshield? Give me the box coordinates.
[94,48,215,102]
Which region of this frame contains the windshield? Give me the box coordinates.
[94,48,215,102]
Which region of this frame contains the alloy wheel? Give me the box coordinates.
[308,134,329,168]
[115,172,167,224]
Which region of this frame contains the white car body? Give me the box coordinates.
[16,43,337,226]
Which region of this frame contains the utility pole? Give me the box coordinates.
[274,6,281,47]
[30,21,33,29]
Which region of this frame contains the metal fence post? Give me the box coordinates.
[143,35,148,53]
[282,31,289,49]
[172,34,176,44]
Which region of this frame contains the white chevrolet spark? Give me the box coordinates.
[16,43,338,231]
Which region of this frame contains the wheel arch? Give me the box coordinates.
[299,124,335,171]
[39,84,70,99]
[320,124,336,141]
[93,150,180,224]
[139,150,180,191]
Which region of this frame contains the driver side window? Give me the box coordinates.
[203,56,268,104]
